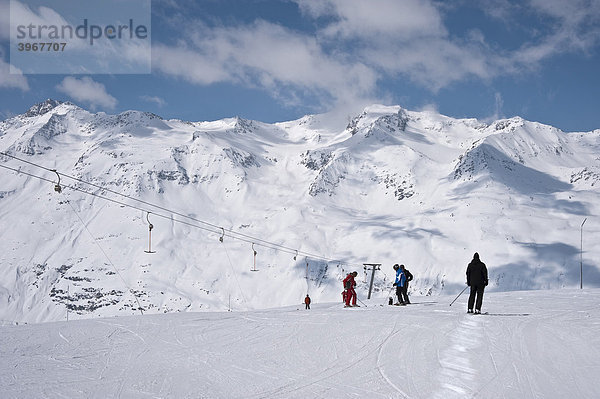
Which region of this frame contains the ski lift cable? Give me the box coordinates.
[1,153,344,262]
[0,152,321,258]
[0,164,360,282]
[0,152,229,230]
[0,163,222,232]
[0,164,360,266]
[219,237,249,306]
[0,164,223,237]
[2,152,223,224]
[2,162,359,268]
[60,190,145,316]
[1,152,246,238]
[0,156,361,267]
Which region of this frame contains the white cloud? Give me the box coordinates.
[510,0,600,66]
[482,92,505,123]
[361,37,495,91]
[476,0,522,22]
[0,63,29,91]
[9,1,70,28]
[8,1,149,73]
[8,1,82,47]
[0,50,29,91]
[297,0,600,90]
[294,0,489,91]
[140,95,166,107]
[0,1,9,40]
[56,76,117,110]
[529,0,600,24]
[297,0,446,40]
[416,103,440,114]
[476,0,600,70]
[152,44,230,86]
[150,0,600,111]
[153,20,378,110]
[297,0,502,90]
[494,92,504,118]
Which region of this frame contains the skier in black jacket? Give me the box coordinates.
[400,264,413,304]
[466,252,488,314]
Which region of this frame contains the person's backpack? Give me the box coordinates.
[343,275,352,289]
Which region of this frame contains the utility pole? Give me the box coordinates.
[581,218,587,289]
[363,263,381,299]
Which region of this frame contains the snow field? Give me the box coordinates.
[1,288,599,398]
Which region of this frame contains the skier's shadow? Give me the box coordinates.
[484,313,531,316]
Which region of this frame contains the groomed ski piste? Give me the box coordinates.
[2,288,599,398]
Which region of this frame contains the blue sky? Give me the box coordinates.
[1,0,600,132]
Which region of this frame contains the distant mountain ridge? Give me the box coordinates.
[1,100,599,323]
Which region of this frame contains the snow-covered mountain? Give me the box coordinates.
[1,100,599,323]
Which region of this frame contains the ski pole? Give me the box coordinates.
[357,297,367,307]
[449,286,468,306]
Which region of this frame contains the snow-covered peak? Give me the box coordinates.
[345,105,408,137]
[24,99,63,118]
[22,99,84,119]
[116,109,163,122]
[489,116,526,132]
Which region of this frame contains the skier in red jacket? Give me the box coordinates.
[343,271,359,307]
[304,294,311,310]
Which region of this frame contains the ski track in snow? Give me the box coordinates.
[434,315,482,398]
[1,290,600,398]
[245,315,404,399]
[375,321,410,398]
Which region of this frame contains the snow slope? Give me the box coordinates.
[1,289,599,398]
[0,100,599,323]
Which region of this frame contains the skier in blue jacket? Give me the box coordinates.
[392,264,407,305]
